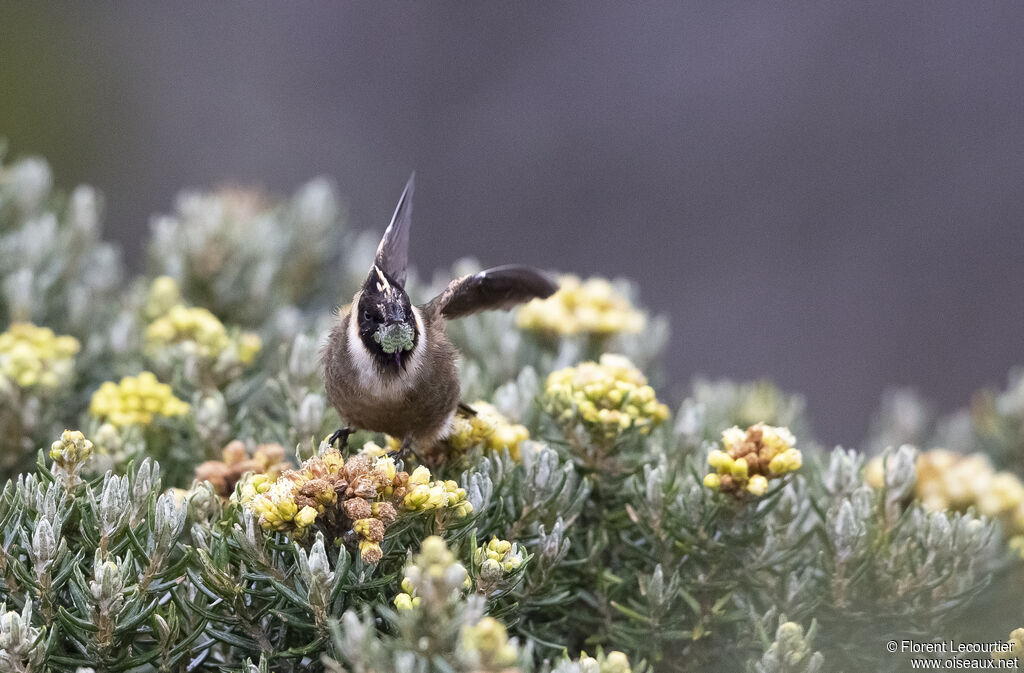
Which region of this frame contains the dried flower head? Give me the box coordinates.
[243,443,471,561]
[517,274,645,336]
[704,423,802,497]
[88,372,190,427]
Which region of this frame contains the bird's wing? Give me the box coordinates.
[374,172,415,287]
[424,265,558,319]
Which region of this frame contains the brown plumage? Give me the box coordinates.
[321,174,557,460]
[323,301,460,449]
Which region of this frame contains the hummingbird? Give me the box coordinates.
[322,174,557,461]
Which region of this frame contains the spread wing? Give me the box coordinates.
[425,265,558,319]
[374,172,415,287]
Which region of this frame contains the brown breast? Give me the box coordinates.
[322,309,461,443]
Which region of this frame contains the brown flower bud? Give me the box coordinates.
[343,497,372,521]
[373,501,398,525]
[361,544,383,564]
[195,461,230,496]
[349,474,378,499]
[256,443,286,465]
[356,517,386,542]
[221,440,249,466]
[344,455,371,479]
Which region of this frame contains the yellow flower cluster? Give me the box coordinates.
[993,628,1024,662]
[544,354,670,439]
[475,537,524,574]
[517,275,646,336]
[865,449,1024,533]
[88,372,190,427]
[704,423,802,497]
[578,650,633,673]
[195,440,290,498]
[244,444,471,562]
[0,322,79,391]
[403,465,475,517]
[393,536,472,611]
[460,616,519,671]
[359,440,402,461]
[144,275,183,320]
[49,429,93,468]
[392,577,421,611]
[447,401,530,461]
[144,276,262,365]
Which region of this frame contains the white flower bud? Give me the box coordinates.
[133,458,160,510]
[96,473,130,539]
[831,499,865,561]
[295,393,325,436]
[884,444,918,499]
[288,334,321,382]
[30,518,57,575]
[90,551,125,615]
[444,563,469,592]
[151,492,186,555]
[153,614,171,644]
[293,177,339,230]
[10,157,52,213]
[69,185,101,239]
[0,599,44,670]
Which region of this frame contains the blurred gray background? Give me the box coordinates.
[2,2,1023,447]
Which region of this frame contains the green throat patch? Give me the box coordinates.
[373,322,415,353]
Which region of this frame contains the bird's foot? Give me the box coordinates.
[387,436,422,464]
[328,427,353,450]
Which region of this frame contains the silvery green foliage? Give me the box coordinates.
[0,155,123,337]
[0,599,47,673]
[146,177,348,326]
[244,331,337,446]
[866,387,934,454]
[866,368,1024,474]
[951,367,1024,469]
[812,446,999,669]
[0,152,1020,673]
[691,378,810,442]
[0,155,126,477]
[193,391,231,452]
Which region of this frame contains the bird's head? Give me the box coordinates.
[357,265,418,371]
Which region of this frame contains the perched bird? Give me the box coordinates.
[322,174,557,461]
